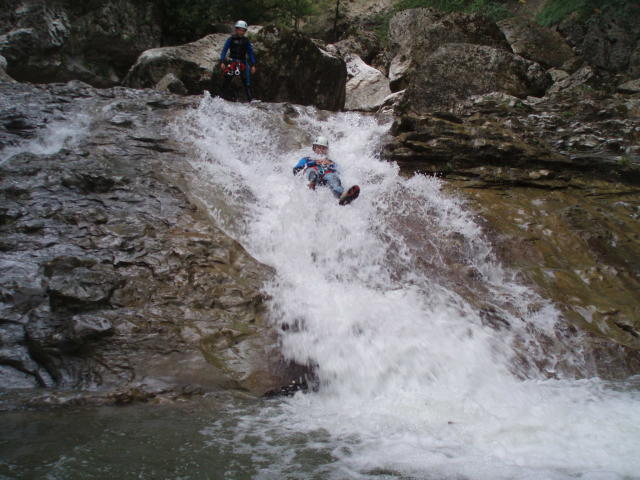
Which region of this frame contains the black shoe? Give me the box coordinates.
[339,185,360,205]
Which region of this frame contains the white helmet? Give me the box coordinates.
[235,20,248,30]
[312,135,329,148]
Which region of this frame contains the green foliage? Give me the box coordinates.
[536,0,638,27]
[618,154,633,168]
[371,11,394,45]
[466,0,512,21]
[271,0,317,29]
[158,0,217,44]
[536,0,590,26]
[394,0,467,11]
[157,0,316,44]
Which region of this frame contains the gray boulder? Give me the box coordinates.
[547,65,599,96]
[398,43,551,114]
[559,6,640,74]
[252,26,347,111]
[498,16,578,68]
[67,314,114,342]
[0,54,15,82]
[329,31,382,64]
[618,78,640,94]
[123,34,227,95]
[155,73,188,95]
[344,53,391,111]
[388,8,510,90]
[0,0,161,86]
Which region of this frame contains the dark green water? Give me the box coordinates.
[0,393,342,480]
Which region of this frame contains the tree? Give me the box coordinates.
[332,0,340,41]
[275,0,315,30]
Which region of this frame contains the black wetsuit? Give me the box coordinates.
[217,35,256,101]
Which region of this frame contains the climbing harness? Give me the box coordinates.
[307,162,336,184]
[224,61,246,77]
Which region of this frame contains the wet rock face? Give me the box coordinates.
[467,186,640,371]
[385,73,640,369]
[381,2,640,368]
[0,0,161,87]
[0,82,299,406]
[387,87,640,185]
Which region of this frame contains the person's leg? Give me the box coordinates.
[221,73,233,100]
[210,71,218,96]
[323,172,344,198]
[243,64,253,101]
[306,168,319,189]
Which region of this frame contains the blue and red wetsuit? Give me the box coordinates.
[293,157,344,198]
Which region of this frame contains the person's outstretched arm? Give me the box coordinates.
[293,157,310,175]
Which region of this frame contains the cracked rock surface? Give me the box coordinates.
[0,82,303,408]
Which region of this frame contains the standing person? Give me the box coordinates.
[217,20,257,101]
[293,136,360,206]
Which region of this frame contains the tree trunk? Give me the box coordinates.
[333,0,340,42]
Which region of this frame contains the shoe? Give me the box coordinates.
[339,185,360,205]
[308,182,316,190]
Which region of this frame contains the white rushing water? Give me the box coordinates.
[0,113,91,165]
[0,112,91,167]
[179,96,640,480]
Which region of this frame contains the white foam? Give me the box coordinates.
[0,112,91,166]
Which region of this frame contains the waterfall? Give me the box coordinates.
[178,96,640,480]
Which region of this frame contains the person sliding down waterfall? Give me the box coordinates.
[216,20,256,102]
[293,136,360,206]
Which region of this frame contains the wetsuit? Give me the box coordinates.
[217,34,256,101]
[293,157,344,198]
